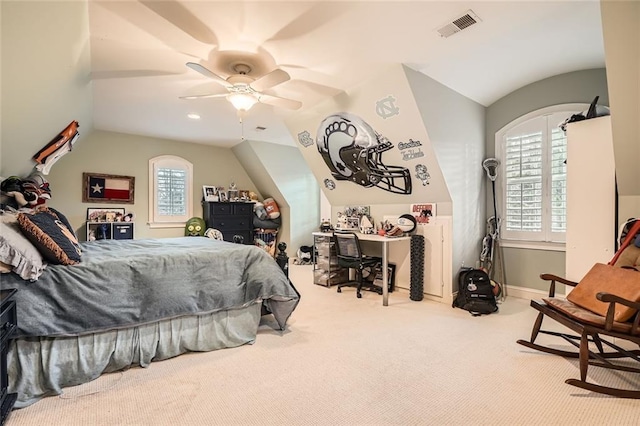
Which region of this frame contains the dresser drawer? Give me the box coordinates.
[233,203,254,215]
[210,216,252,230]
[209,203,233,215]
[220,230,253,244]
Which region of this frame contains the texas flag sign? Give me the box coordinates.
[83,173,134,204]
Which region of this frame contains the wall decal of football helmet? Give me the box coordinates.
[316,112,412,194]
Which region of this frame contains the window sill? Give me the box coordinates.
[499,240,565,252]
[147,222,186,229]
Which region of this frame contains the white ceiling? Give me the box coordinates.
[88,0,606,148]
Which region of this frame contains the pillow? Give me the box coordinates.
[614,245,640,270]
[0,219,48,280]
[263,197,280,219]
[48,207,78,240]
[567,263,640,322]
[17,208,82,265]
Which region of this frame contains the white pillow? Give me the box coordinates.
[0,215,47,281]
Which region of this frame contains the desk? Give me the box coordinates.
[312,232,411,306]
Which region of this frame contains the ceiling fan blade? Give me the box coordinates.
[186,62,232,88]
[257,93,302,110]
[250,69,290,92]
[140,0,218,45]
[91,70,181,80]
[179,93,228,100]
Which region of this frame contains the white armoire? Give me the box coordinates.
[565,115,616,282]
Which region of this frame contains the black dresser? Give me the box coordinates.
[202,202,255,245]
[1,289,17,425]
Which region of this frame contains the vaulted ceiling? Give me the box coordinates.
[88,0,606,147]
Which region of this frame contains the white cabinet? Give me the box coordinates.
[565,116,616,282]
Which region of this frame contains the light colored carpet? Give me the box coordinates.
[7,264,640,425]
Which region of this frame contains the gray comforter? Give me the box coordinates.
[4,237,299,337]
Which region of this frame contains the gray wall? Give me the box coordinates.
[44,130,259,239]
[485,68,609,291]
[1,0,93,177]
[405,66,486,282]
[233,140,320,256]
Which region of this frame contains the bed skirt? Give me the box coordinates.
[8,302,263,408]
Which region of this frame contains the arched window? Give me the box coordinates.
[495,104,587,247]
[148,155,193,228]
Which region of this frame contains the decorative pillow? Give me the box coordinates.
[17,208,82,265]
[48,207,78,240]
[0,219,48,280]
[614,245,640,270]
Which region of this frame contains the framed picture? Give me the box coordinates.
[239,190,250,201]
[218,191,228,202]
[411,203,436,224]
[203,185,218,202]
[83,173,135,204]
[373,263,396,292]
[346,217,360,230]
[86,207,125,222]
[228,188,239,201]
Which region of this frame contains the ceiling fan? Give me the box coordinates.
[181,62,302,112]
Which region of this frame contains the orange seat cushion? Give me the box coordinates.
[566,263,640,322]
[542,298,633,333]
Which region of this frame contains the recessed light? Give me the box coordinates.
[187,113,200,120]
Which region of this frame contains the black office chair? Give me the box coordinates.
[333,232,383,298]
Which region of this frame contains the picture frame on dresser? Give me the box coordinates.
[203,185,218,202]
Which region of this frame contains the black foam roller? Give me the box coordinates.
[410,234,425,301]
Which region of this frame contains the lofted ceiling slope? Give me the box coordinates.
[88,0,606,148]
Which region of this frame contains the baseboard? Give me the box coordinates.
[504,285,563,300]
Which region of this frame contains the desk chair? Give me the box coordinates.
[333,232,383,298]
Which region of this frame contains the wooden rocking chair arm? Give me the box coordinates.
[597,292,640,311]
[596,292,640,333]
[540,273,578,286]
[540,273,578,297]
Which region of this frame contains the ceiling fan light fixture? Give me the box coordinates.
[227,93,258,111]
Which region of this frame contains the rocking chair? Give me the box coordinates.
[517,219,640,398]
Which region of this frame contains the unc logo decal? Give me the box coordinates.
[324,179,336,190]
[375,95,400,119]
[298,130,314,147]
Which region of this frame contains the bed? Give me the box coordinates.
[3,236,300,408]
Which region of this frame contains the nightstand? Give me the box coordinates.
[0,289,17,425]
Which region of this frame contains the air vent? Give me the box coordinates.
[437,10,481,38]
[255,126,266,131]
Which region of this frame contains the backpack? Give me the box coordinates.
[453,267,498,316]
[296,245,314,265]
